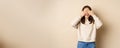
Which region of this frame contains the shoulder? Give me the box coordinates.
[92,15,98,18]
[92,15,100,20]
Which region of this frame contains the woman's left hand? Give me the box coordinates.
[89,11,95,16]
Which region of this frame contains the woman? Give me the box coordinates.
[71,5,103,48]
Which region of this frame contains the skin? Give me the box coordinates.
[80,8,94,18]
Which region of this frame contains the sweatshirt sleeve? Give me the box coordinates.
[92,15,103,29]
[71,16,81,29]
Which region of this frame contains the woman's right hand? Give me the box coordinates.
[80,11,85,17]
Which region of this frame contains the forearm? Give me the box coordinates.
[92,15,103,29]
[71,16,81,29]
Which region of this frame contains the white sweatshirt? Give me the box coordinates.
[71,15,103,42]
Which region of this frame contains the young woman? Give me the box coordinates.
[71,5,103,48]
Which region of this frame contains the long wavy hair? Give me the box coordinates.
[80,5,95,24]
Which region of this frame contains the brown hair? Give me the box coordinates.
[80,5,95,24]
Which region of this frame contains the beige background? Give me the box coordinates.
[0,0,120,48]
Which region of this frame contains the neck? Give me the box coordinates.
[85,15,89,19]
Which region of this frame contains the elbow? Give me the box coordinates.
[96,23,103,29]
[96,24,103,29]
[72,25,78,29]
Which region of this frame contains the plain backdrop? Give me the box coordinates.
[0,0,120,48]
